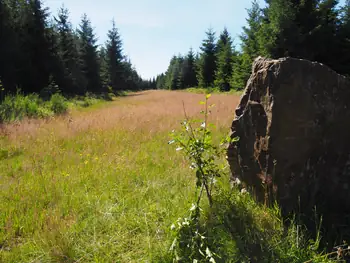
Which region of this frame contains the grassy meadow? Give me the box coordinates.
[0,91,239,262]
[0,90,339,262]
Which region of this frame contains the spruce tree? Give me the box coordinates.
[182,48,198,88]
[197,28,217,88]
[105,20,124,92]
[232,0,263,90]
[215,28,234,91]
[78,13,101,93]
[215,46,234,91]
[312,0,340,70]
[176,56,185,90]
[121,57,142,91]
[55,6,86,94]
[216,27,231,53]
[0,0,18,93]
[98,46,109,90]
[165,55,183,90]
[165,56,177,90]
[21,0,53,93]
[156,73,166,89]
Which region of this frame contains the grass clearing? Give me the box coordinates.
[0,90,336,262]
[0,90,238,262]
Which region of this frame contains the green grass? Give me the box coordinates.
[167,176,336,263]
[0,127,196,262]
[184,87,243,96]
[0,91,338,262]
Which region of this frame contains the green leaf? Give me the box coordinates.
[199,101,205,105]
[206,94,212,99]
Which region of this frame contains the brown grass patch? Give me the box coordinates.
[0,90,241,141]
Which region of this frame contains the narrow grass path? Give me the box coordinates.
[0,90,239,262]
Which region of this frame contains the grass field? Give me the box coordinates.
[0,90,339,263]
[0,90,241,262]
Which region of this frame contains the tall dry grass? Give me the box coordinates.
[0,90,239,141]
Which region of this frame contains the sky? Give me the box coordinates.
[42,0,344,79]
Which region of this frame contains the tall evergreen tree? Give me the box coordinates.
[78,14,101,93]
[182,48,198,88]
[121,57,142,91]
[260,0,339,62]
[105,20,124,92]
[156,73,166,89]
[197,28,217,88]
[216,27,231,53]
[176,56,185,90]
[98,46,109,90]
[260,0,299,58]
[215,28,234,91]
[312,0,340,70]
[21,0,53,93]
[165,55,183,90]
[0,0,19,93]
[55,6,86,94]
[232,0,263,90]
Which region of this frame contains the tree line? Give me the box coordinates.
[157,0,350,91]
[0,0,155,99]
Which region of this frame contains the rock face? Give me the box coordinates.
[227,57,350,228]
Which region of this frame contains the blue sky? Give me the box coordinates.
[43,0,344,79]
[43,0,267,79]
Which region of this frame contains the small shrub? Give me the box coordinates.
[168,94,236,262]
[37,106,54,119]
[82,96,98,107]
[0,96,15,121]
[0,93,44,122]
[23,94,41,117]
[50,93,68,114]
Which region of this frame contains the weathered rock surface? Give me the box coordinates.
[227,57,350,234]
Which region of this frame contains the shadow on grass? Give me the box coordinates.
[205,190,279,263]
[155,185,334,263]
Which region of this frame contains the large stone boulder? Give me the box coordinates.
[227,57,350,240]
